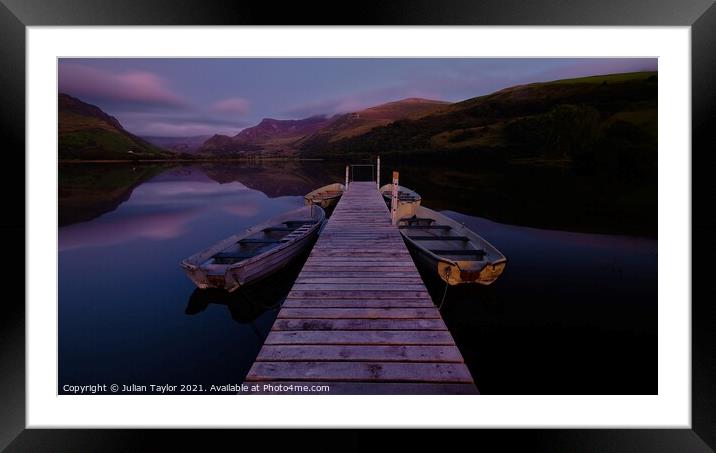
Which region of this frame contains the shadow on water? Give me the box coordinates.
[382,158,657,238]
[184,251,309,337]
[185,289,274,341]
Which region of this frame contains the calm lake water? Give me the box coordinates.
[58,161,657,394]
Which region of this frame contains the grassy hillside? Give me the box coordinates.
[301,72,657,179]
[59,94,172,160]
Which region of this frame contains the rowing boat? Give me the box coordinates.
[379,183,422,218]
[180,206,325,292]
[304,183,344,209]
[397,206,506,285]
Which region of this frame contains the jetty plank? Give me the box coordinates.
[282,299,434,308]
[247,361,474,383]
[277,307,441,319]
[295,277,425,284]
[288,290,432,299]
[271,318,447,331]
[256,344,461,362]
[265,330,456,345]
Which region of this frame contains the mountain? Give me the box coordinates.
[59,93,171,160]
[297,98,449,149]
[200,115,334,155]
[142,135,212,154]
[300,72,657,178]
[198,98,449,155]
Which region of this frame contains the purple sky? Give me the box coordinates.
[58,58,657,138]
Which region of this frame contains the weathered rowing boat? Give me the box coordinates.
[304,183,344,209]
[379,183,422,218]
[398,206,506,285]
[180,206,325,292]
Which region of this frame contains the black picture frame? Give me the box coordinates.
[1,0,713,450]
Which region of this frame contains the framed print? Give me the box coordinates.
[2,0,714,450]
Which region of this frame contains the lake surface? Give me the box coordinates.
[58,161,657,394]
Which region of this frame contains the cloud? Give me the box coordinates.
[210,97,251,115]
[107,110,252,137]
[134,122,240,137]
[59,63,186,108]
[281,58,658,119]
[530,58,658,83]
[281,85,443,118]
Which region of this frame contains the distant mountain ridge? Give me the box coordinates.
[197,98,449,155]
[200,115,335,155]
[59,93,169,160]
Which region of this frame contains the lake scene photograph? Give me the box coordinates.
[58,57,657,395]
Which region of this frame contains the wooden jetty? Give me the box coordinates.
[244,179,477,394]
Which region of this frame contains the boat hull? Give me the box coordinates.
[181,206,324,291]
[406,243,505,286]
[304,183,344,210]
[399,206,506,286]
[305,196,340,210]
[379,184,422,218]
[225,230,318,290]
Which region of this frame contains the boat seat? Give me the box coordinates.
[429,249,486,257]
[212,252,256,264]
[284,220,317,226]
[410,235,469,241]
[400,224,451,230]
[281,224,314,242]
[238,238,282,244]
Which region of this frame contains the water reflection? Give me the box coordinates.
[59,173,278,251]
[185,253,305,327]
[388,160,657,237]
[58,160,657,395]
[199,162,344,197]
[58,163,172,226]
[59,161,345,228]
[60,160,656,238]
[185,290,275,341]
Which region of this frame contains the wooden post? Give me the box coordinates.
[376,156,381,189]
[345,165,349,189]
[391,171,399,225]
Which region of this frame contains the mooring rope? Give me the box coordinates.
[438,268,451,311]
